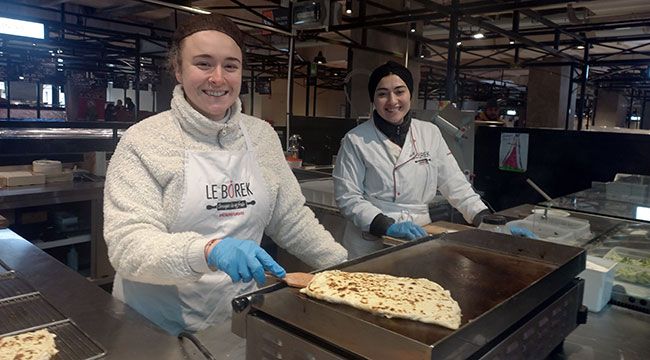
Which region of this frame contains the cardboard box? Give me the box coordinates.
[0,171,46,187]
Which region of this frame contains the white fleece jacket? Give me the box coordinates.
[104,85,347,285]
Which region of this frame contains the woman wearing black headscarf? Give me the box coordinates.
[333,61,489,258]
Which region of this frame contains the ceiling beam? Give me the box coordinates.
[411,0,579,63]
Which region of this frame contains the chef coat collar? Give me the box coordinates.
[373,110,411,148]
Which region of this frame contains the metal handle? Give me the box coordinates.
[526,178,553,202]
[232,296,250,313]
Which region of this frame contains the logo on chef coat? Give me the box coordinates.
[414,151,432,165]
[205,180,256,214]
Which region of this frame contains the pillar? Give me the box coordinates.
[593,89,628,128]
[526,65,574,128]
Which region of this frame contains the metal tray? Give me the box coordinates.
[237,230,585,359]
[1,319,106,360]
[0,272,36,300]
[0,293,66,335]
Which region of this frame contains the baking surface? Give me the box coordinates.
[249,230,583,358]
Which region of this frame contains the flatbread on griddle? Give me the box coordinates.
[300,270,462,330]
[0,329,59,360]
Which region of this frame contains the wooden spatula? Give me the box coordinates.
[267,272,314,288]
[283,272,314,288]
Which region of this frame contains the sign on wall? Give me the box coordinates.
[499,133,529,173]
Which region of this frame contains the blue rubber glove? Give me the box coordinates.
[386,221,428,240]
[508,225,539,239]
[207,237,286,285]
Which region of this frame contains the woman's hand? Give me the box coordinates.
[206,237,286,285]
[386,221,427,240]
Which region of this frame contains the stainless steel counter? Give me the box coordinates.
[0,229,241,359]
[550,305,649,359]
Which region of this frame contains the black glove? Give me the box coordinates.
[472,209,492,227]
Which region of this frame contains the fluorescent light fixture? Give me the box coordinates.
[509,40,515,45]
[139,0,210,15]
[0,17,44,39]
[410,22,416,33]
[636,206,650,221]
[506,110,517,116]
[631,115,641,121]
[577,45,585,49]
[57,58,63,63]
[456,41,462,46]
[473,32,485,39]
[18,76,25,80]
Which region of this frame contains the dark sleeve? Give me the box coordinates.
[472,209,492,227]
[369,213,396,236]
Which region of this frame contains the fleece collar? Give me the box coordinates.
[170,84,243,144]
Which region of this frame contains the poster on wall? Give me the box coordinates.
[499,133,529,172]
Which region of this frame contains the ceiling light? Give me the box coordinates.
[57,58,63,63]
[506,110,517,116]
[509,40,515,45]
[577,45,585,49]
[57,49,62,54]
[410,22,416,33]
[345,0,352,15]
[139,0,210,15]
[314,50,326,65]
[456,41,462,46]
[19,76,25,80]
[473,32,485,39]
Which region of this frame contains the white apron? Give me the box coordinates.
[342,125,432,259]
[113,120,272,335]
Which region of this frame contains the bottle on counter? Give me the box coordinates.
[478,215,511,235]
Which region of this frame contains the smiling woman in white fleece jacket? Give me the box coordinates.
[104,85,348,333]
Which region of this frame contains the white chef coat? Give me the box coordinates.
[113,120,272,335]
[333,116,486,258]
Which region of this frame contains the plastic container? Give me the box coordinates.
[525,213,592,240]
[478,215,511,235]
[506,219,577,245]
[299,179,337,208]
[579,255,617,312]
[604,247,650,287]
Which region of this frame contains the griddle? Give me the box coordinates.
[233,230,585,359]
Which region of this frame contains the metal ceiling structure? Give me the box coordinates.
[1,0,649,128]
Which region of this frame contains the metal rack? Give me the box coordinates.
[0,264,106,360]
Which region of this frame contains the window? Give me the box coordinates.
[58,85,65,106]
[42,84,52,106]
